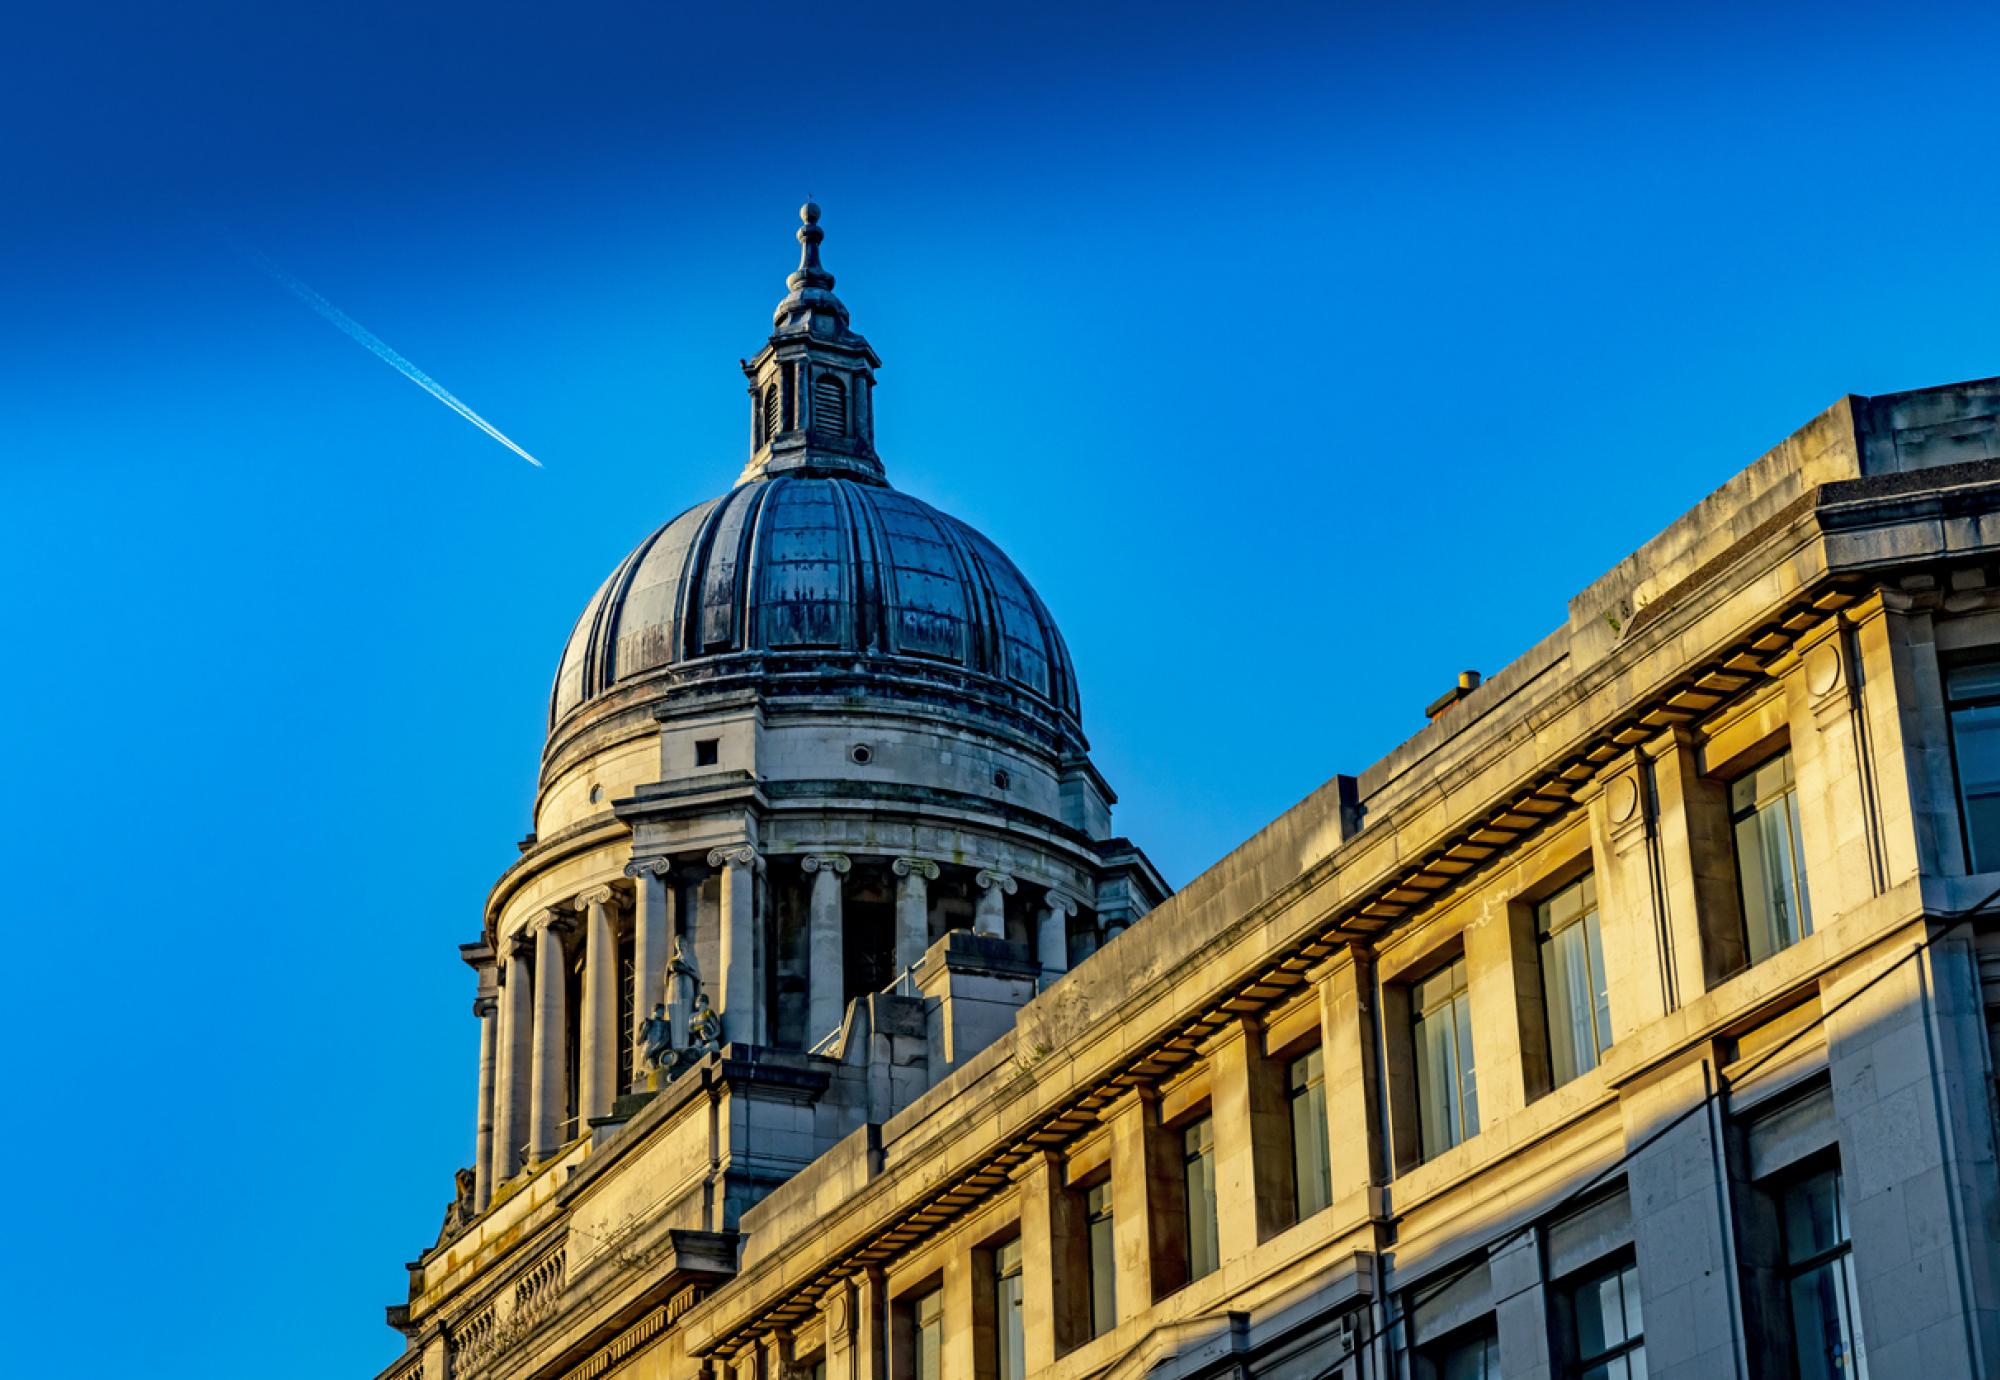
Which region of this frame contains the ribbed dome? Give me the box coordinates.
[549,474,1081,736]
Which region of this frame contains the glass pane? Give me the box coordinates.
[994,1240,1024,1380]
[1737,784,1807,964]
[1184,1118,1219,1279]
[1544,920,1596,1085]
[1785,790,1813,938]
[918,1325,941,1380]
[1621,1263,1644,1341]
[1417,1006,1459,1159]
[1947,658,2000,702]
[1781,1169,1847,1264]
[1290,1071,1332,1217]
[1087,1190,1116,1337]
[1432,1329,1499,1380]
[1454,993,1479,1136]
[1585,911,1612,1057]
[1789,1260,1857,1380]
[1952,702,2000,872]
[1575,1269,1614,1357]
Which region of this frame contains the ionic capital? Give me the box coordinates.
[575,885,617,910]
[472,996,498,1019]
[975,869,1017,896]
[891,857,940,881]
[534,905,578,938]
[708,844,762,872]
[501,931,536,964]
[1042,888,1080,917]
[623,856,675,881]
[801,853,851,875]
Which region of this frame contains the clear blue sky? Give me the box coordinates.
[2,1,1995,1372]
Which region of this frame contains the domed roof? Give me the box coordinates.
[548,474,1081,733]
[548,206,1084,748]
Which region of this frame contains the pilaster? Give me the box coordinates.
[890,858,938,977]
[1105,1085,1186,1316]
[710,846,764,1047]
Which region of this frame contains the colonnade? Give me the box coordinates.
[471,846,1089,1210]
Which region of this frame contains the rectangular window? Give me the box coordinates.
[1538,873,1611,1086]
[1085,1181,1116,1337]
[1420,1323,1499,1380]
[1182,1115,1220,1281]
[1413,957,1479,1159]
[912,1286,943,1380]
[1780,1166,1867,1380]
[1730,749,1812,964]
[1947,657,2000,871]
[1569,1259,1645,1379]
[993,1237,1025,1380]
[1288,1045,1332,1219]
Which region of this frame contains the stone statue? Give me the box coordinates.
[688,992,722,1056]
[640,1001,673,1074]
[435,1166,477,1246]
[666,937,700,1051]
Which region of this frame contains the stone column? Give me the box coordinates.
[973,868,1015,938]
[708,845,761,1048]
[803,854,851,1048]
[941,1242,987,1380]
[577,885,619,1128]
[1315,948,1383,1212]
[1105,1086,1185,1316]
[495,932,534,1183]
[1492,1228,1555,1380]
[851,1267,889,1380]
[528,908,575,1162]
[1823,932,2000,1376]
[1580,750,1677,1037]
[1622,1050,1746,1378]
[821,1279,854,1380]
[624,856,674,1092]
[1780,617,1885,930]
[1208,1015,1290,1259]
[1015,1149,1088,1367]
[890,857,938,977]
[1037,889,1077,982]
[472,994,498,1211]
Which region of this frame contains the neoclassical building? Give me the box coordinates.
[377,209,2000,1380]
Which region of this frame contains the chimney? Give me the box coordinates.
[1425,670,1483,722]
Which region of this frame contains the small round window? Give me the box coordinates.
[849,743,873,765]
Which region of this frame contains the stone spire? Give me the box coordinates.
[738,202,884,486]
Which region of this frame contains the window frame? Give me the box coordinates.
[1535,871,1611,1088]
[991,1235,1025,1380]
[1725,747,1813,966]
[1411,955,1480,1161]
[1083,1177,1116,1339]
[1180,1114,1220,1282]
[1559,1255,1645,1380]
[1285,1043,1333,1220]
[1944,652,2000,873]
[1775,1160,1866,1380]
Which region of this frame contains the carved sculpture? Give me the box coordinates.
[640,1002,673,1077]
[688,993,722,1056]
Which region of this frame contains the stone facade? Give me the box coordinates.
[375,213,2000,1380]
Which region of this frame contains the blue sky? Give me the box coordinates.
[2,1,1996,1372]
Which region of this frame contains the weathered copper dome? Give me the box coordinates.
[548,474,1081,737]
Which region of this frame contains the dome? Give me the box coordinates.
[547,206,1084,750]
[549,473,1081,738]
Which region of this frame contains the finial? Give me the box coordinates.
[789,201,834,292]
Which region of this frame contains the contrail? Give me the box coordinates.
[242,246,544,468]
